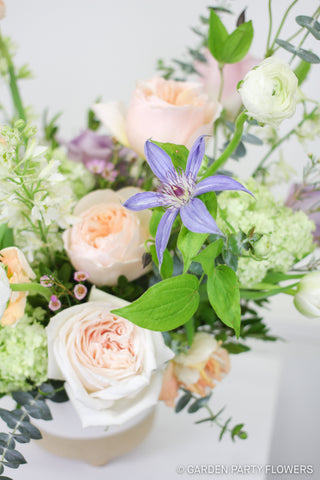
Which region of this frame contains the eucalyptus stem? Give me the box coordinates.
[203,112,248,178]
[269,0,300,52]
[252,106,318,178]
[0,29,26,122]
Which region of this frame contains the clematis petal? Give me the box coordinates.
[185,135,207,180]
[194,175,253,197]
[144,141,176,183]
[123,192,163,211]
[156,209,179,266]
[180,198,222,235]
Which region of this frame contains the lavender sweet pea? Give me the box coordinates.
[286,184,320,244]
[123,136,252,265]
[67,129,114,173]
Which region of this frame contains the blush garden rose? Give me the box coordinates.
[93,76,221,157]
[238,56,298,127]
[46,289,174,426]
[63,188,151,286]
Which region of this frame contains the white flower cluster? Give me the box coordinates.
[217,178,315,287]
[0,124,76,260]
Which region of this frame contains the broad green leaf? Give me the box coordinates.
[175,393,192,413]
[263,271,304,283]
[112,274,200,331]
[208,9,229,62]
[207,265,241,337]
[222,21,254,63]
[184,317,195,346]
[0,224,14,249]
[199,191,217,219]
[151,141,189,171]
[223,342,250,354]
[193,239,224,276]
[177,228,208,274]
[149,244,173,280]
[294,60,311,85]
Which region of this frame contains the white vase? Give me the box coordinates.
[33,400,156,466]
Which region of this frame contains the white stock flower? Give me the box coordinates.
[238,57,298,127]
[294,272,320,318]
[46,289,174,427]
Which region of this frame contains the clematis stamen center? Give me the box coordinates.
[160,171,195,208]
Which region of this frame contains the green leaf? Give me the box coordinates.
[275,39,297,54]
[231,423,245,440]
[296,49,320,64]
[0,434,15,450]
[111,274,200,332]
[294,60,311,85]
[223,342,250,354]
[2,449,26,465]
[240,283,297,300]
[296,15,320,40]
[177,228,208,274]
[193,239,224,276]
[0,224,14,249]
[175,393,192,413]
[222,21,254,63]
[263,271,304,283]
[149,244,173,280]
[17,421,41,440]
[208,9,229,62]
[219,417,232,441]
[11,392,33,406]
[149,209,164,238]
[151,141,189,171]
[207,265,241,337]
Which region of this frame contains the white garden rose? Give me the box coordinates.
[0,267,11,322]
[294,272,320,318]
[46,288,174,427]
[238,56,298,127]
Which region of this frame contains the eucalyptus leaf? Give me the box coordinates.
[275,39,297,54]
[2,449,26,465]
[0,410,23,429]
[17,422,41,440]
[296,15,320,40]
[295,49,320,64]
[188,393,212,413]
[11,392,34,406]
[207,266,241,337]
[12,434,29,444]
[0,435,14,450]
[112,275,200,331]
[24,401,52,421]
[241,132,263,145]
[175,393,192,413]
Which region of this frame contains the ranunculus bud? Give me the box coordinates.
[238,57,298,127]
[294,272,320,318]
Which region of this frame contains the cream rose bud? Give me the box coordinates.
[0,247,35,326]
[46,289,174,427]
[238,57,298,127]
[294,272,320,318]
[93,76,221,158]
[63,188,151,287]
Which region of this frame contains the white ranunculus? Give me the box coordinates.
[238,56,298,127]
[0,267,11,321]
[46,288,174,427]
[294,272,320,318]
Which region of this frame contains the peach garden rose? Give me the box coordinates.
[0,247,35,326]
[46,289,174,426]
[93,76,221,157]
[63,188,151,286]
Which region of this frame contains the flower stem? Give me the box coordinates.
[217,64,224,103]
[265,0,273,56]
[269,0,300,53]
[10,282,52,301]
[0,29,26,122]
[203,112,248,178]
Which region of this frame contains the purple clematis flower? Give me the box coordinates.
[123,136,252,265]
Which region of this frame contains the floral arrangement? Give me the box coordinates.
[0,0,319,477]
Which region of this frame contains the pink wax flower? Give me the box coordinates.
[49,295,61,312]
[74,271,89,282]
[74,284,87,301]
[194,49,259,117]
[286,184,320,244]
[40,275,54,287]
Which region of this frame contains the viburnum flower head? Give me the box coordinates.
[123,136,252,265]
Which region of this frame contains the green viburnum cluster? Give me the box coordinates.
[217,178,315,287]
[0,316,48,394]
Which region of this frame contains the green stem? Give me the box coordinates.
[266,0,273,55]
[0,29,26,122]
[10,282,52,301]
[269,0,300,52]
[217,64,224,103]
[252,107,318,177]
[203,112,248,178]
